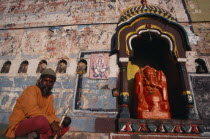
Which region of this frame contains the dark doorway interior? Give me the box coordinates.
[128,32,185,119]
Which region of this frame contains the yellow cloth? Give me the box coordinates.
[2,85,60,138]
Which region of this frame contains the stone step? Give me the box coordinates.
[62,131,210,139]
[1,123,209,139]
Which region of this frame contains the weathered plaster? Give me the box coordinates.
[186,51,199,72]
[0,0,189,28]
[185,0,210,21]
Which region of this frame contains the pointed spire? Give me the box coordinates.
[141,0,147,5]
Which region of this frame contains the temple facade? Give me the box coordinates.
[0,0,210,138]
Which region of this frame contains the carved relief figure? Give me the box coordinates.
[36,60,47,73]
[76,59,87,74]
[134,66,171,119]
[56,59,67,73]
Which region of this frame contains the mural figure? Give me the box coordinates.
[89,53,109,79]
[2,68,71,138]
[56,59,67,73]
[76,59,87,74]
[36,60,47,73]
[195,58,208,74]
[134,66,171,119]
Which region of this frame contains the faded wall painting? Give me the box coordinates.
[89,53,109,79]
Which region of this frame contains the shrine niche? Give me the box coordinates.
[195,58,208,74]
[18,60,29,73]
[76,59,87,75]
[112,2,203,132]
[36,60,47,73]
[1,61,11,73]
[56,59,67,73]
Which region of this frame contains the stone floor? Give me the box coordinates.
[1,123,210,139]
[62,132,210,139]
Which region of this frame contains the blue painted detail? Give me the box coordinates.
[78,77,117,89]
[0,106,4,112]
[54,77,76,89]
[60,92,74,108]
[21,54,40,59]
[11,97,17,108]
[1,95,9,105]
[108,78,118,89]
[61,77,76,89]
[53,92,60,110]
[14,77,36,89]
[0,91,18,113]
[0,55,15,60]
[54,81,62,88]
[71,117,96,132]
[0,113,10,124]
[0,77,13,88]
[14,91,23,95]
[80,89,116,110]
[78,25,92,31]
[49,26,62,31]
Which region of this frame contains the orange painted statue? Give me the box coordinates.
[134,66,171,119]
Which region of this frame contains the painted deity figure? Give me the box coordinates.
[134,66,171,119]
[92,58,108,78]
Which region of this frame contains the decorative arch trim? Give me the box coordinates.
[117,17,179,58]
[116,5,191,53]
[128,29,174,53]
[118,5,177,26]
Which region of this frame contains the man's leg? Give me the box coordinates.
[15,115,52,138]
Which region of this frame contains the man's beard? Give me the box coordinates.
[37,81,53,97]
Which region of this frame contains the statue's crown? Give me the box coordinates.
[143,66,156,74]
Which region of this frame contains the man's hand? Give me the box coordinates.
[50,121,61,136]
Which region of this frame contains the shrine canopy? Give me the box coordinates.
[117,4,177,28]
[114,4,191,58]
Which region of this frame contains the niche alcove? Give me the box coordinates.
[127,32,185,119]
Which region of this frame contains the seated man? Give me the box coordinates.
[2,68,71,138]
[134,66,171,119]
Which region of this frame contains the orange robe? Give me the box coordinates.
[2,85,60,138]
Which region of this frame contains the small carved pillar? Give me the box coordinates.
[177,58,199,119]
[118,57,130,118]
